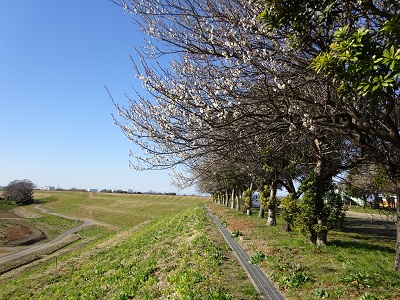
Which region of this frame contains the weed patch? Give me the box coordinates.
[278,271,311,290]
[231,230,243,238]
[249,251,267,265]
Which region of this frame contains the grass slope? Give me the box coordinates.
[33,191,208,229]
[0,204,260,300]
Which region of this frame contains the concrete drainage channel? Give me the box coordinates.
[206,206,285,300]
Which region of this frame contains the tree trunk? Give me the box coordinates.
[236,189,241,211]
[266,180,277,226]
[267,208,276,226]
[282,178,297,196]
[316,220,327,246]
[393,189,400,271]
[313,138,328,245]
[258,206,265,218]
[239,190,246,213]
[230,189,235,210]
[283,222,291,232]
[246,183,253,215]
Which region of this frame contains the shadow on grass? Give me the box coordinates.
[34,196,56,204]
[343,216,396,239]
[329,239,395,253]
[330,215,396,253]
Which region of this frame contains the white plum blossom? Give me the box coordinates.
[110,0,325,188]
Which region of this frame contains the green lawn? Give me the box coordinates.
[209,203,400,300]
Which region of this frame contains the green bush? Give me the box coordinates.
[249,251,267,264]
[340,272,378,289]
[221,220,229,227]
[280,194,299,231]
[314,288,329,298]
[359,292,380,300]
[279,271,311,289]
[208,289,233,300]
[243,189,252,209]
[294,174,347,243]
[259,185,270,208]
[231,230,243,238]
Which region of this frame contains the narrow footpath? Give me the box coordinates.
[0,204,93,266]
[206,206,285,300]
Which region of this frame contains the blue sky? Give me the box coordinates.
[0,1,197,194]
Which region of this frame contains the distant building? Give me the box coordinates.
[88,189,98,193]
[40,186,55,191]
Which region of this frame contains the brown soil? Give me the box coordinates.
[0,211,20,219]
[0,210,46,246]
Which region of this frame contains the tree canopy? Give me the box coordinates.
[111,0,400,270]
[2,179,35,205]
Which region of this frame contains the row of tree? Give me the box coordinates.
[111,0,400,270]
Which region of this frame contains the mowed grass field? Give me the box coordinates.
[33,190,208,229]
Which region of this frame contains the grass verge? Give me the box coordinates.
[209,203,400,300]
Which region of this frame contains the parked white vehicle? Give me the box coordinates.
[251,191,260,207]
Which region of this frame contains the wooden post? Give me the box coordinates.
[54,257,58,278]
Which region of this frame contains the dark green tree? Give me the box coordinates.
[280,194,299,232]
[295,174,346,245]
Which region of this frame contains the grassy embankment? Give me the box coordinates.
[209,203,400,300]
[2,190,400,299]
[0,191,260,299]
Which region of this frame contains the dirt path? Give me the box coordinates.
[0,204,93,266]
[0,210,45,246]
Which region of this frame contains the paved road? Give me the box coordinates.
[207,206,285,300]
[0,204,93,266]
